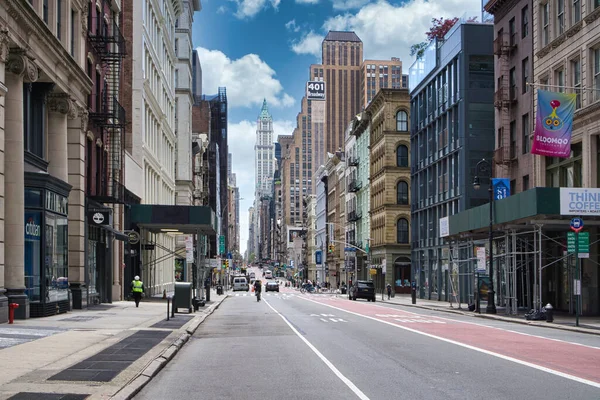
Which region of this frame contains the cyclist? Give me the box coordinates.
[254,279,262,301]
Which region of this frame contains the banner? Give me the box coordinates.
[531,90,576,158]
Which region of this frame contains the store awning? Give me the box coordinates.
[130,204,217,235]
[103,224,129,241]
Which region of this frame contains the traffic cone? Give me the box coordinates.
[251,285,254,292]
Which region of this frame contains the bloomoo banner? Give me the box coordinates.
[531,90,577,158]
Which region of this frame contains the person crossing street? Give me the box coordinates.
[131,276,145,307]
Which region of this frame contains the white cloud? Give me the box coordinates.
[291,31,324,57]
[296,0,320,4]
[331,0,370,10]
[285,19,301,32]
[217,6,227,14]
[229,0,281,19]
[291,0,481,66]
[230,119,295,255]
[197,47,295,109]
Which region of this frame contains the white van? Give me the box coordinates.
[232,276,249,292]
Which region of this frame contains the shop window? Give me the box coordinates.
[25,211,43,302]
[45,213,69,302]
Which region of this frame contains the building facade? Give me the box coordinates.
[1,0,91,320]
[360,57,403,108]
[369,89,412,295]
[409,22,495,300]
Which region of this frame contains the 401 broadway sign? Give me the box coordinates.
[531,90,576,159]
[560,188,600,215]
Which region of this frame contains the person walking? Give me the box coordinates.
[386,283,392,300]
[131,276,145,307]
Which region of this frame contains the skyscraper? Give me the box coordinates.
[255,99,275,197]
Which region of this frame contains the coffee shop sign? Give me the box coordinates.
[560,188,600,215]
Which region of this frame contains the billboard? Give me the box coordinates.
[306,81,325,100]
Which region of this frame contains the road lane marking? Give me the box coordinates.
[371,304,600,350]
[263,299,370,400]
[298,296,600,389]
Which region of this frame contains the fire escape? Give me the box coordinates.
[493,32,517,166]
[88,15,127,203]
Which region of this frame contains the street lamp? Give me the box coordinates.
[472,158,496,314]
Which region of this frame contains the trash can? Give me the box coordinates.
[217,285,223,295]
[174,282,193,313]
[545,303,554,323]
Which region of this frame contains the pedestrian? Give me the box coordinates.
[131,275,144,307]
[386,283,392,300]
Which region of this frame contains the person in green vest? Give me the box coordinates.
[131,276,145,307]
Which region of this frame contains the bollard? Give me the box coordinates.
[9,303,19,324]
[545,303,554,323]
[167,296,171,321]
[171,295,176,318]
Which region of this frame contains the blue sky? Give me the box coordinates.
[191,0,481,254]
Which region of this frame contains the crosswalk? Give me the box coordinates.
[0,326,64,349]
[232,292,296,299]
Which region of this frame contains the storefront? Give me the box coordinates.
[24,173,72,317]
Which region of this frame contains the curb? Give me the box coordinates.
[379,299,600,336]
[110,295,228,400]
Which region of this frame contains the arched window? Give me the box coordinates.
[396,110,408,131]
[397,181,409,205]
[396,145,408,167]
[397,218,409,244]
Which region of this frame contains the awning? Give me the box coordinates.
[102,224,129,241]
[130,204,217,235]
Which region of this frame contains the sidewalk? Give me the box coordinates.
[0,289,227,400]
[376,293,600,335]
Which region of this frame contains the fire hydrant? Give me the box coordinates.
[8,303,19,324]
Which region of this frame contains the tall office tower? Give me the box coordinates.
[321,31,363,156]
[175,0,202,207]
[255,99,275,197]
[360,57,403,108]
[123,0,183,296]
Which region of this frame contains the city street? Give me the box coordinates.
[135,287,600,400]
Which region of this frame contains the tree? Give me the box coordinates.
[410,42,429,60]
[411,16,479,60]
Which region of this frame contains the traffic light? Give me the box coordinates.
[225,259,229,269]
[328,244,334,253]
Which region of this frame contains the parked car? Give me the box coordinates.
[349,280,375,302]
[265,281,279,292]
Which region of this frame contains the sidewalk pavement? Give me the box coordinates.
[375,293,600,335]
[0,289,228,400]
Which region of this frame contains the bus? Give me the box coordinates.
[264,270,273,279]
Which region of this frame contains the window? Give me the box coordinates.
[557,0,565,35]
[572,59,581,109]
[556,68,565,92]
[540,76,549,90]
[523,175,530,191]
[57,0,62,40]
[397,219,409,244]
[70,9,75,56]
[396,145,409,167]
[174,39,178,54]
[546,142,582,187]
[522,113,530,154]
[23,84,47,160]
[174,69,178,88]
[596,0,600,9]
[542,3,549,46]
[510,120,517,158]
[594,48,600,102]
[509,67,517,98]
[573,0,581,23]
[521,6,529,38]
[397,181,409,205]
[396,110,408,131]
[509,17,516,45]
[43,0,49,23]
[522,58,529,93]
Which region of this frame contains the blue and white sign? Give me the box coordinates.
[25,212,42,240]
[560,188,600,215]
[570,217,584,232]
[492,178,511,200]
[315,250,322,265]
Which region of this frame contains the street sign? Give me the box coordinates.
[315,250,322,265]
[567,231,589,258]
[570,217,583,232]
[218,235,225,254]
[492,178,510,200]
[344,247,356,252]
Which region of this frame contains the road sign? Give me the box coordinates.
[315,250,322,265]
[570,217,584,232]
[492,178,511,200]
[567,231,589,258]
[218,235,225,254]
[344,247,356,252]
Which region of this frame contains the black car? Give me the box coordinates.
[349,280,375,302]
[265,281,279,292]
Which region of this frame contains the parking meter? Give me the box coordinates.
[411,280,417,304]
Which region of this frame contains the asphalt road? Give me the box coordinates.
[135,288,600,400]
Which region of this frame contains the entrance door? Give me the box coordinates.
[394,257,411,294]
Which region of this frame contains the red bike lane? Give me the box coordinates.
[301,295,600,387]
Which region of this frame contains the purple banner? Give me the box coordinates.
[531,90,576,158]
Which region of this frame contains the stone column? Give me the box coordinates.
[0,27,9,323]
[5,49,38,319]
[47,93,76,183]
[67,105,88,309]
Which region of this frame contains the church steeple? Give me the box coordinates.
[259,98,271,119]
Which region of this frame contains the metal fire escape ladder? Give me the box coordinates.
[88,16,127,203]
[493,33,513,166]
